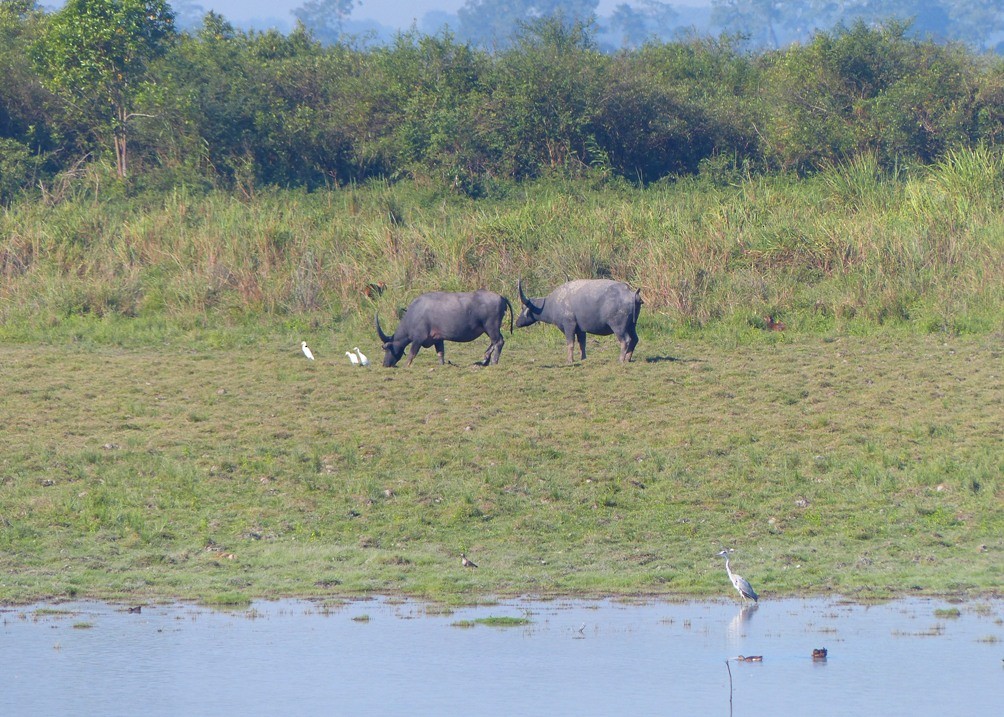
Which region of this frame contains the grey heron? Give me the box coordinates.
[717,549,758,603]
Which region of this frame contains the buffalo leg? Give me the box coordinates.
[434,340,446,364]
[564,331,576,363]
[623,326,639,362]
[576,329,587,360]
[405,343,422,367]
[484,331,504,365]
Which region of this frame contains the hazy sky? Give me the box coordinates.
[204,0,463,26]
[44,1,709,30]
[174,1,692,28]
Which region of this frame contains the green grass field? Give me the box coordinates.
[1,324,1000,605]
[1,165,1002,605]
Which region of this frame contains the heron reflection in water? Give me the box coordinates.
[728,602,759,640]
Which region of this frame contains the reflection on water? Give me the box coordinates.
[2,597,1001,717]
[728,602,758,640]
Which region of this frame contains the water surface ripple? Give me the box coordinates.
[2,597,1001,716]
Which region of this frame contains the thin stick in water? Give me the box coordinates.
[725,658,733,716]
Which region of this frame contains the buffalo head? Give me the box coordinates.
[375,312,406,367]
[515,279,542,328]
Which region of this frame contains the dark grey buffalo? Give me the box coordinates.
[375,290,514,367]
[516,279,642,363]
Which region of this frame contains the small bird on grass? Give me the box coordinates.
[461,553,478,568]
[354,347,370,366]
[301,341,315,360]
[346,350,360,365]
[717,549,759,603]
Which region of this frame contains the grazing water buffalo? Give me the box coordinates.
[516,279,642,363]
[375,290,514,367]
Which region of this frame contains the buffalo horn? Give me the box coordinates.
[375,312,391,343]
[517,279,534,310]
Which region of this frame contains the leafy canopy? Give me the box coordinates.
[33,0,174,119]
[32,0,175,176]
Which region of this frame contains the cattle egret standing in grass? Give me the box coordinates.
[301,341,315,361]
[346,351,360,365]
[717,549,758,603]
[354,347,370,366]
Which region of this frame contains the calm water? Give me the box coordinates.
[1,597,1001,716]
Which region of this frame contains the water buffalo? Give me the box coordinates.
[516,279,642,363]
[375,290,514,367]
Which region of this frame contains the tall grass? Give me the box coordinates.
[1,147,1002,344]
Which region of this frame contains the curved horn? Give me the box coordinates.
[375,312,391,343]
[518,279,541,313]
[517,278,535,308]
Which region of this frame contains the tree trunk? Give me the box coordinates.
[115,105,128,179]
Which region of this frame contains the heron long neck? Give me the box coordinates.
[724,556,734,579]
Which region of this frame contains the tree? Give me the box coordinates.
[1,1,47,140]
[947,0,1004,50]
[171,1,206,32]
[293,0,356,44]
[608,0,679,48]
[33,0,175,178]
[0,1,51,202]
[609,4,648,49]
[816,0,1004,49]
[457,0,599,48]
[711,0,786,48]
[487,18,605,177]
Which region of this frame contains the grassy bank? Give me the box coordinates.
[1,330,1000,604]
[1,161,1002,604]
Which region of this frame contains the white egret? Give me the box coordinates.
[301,341,315,360]
[345,351,360,365]
[716,549,758,603]
[353,347,370,366]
